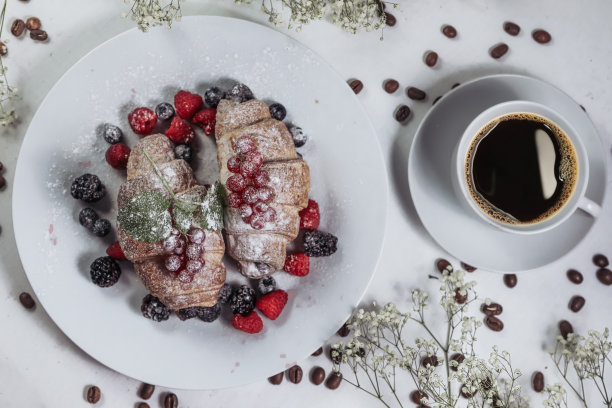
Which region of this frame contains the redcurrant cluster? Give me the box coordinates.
[162,227,206,283]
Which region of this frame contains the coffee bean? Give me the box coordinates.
[421,355,439,368]
[503,21,521,36]
[436,258,453,274]
[532,29,552,44]
[569,295,585,312]
[337,323,350,337]
[30,29,48,41]
[450,353,465,371]
[481,302,503,316]
[580,104,586,112]
[410,390,429,404]
[460,262,477,272]
[384,12,396,27]
[394,105,411,122]
[485,315,504,331]
[311,346,323,356]
[454,288,467,304]
[310,366,325,385]
[489,43,509,59]
[137,403,150,408]
[348,79,363,94]
[383,79,399,94]
[325,372,342,390]
[460,384,477,398]
[503,274,517,288]
[329,347,342,364]
[11,19,25,37]
[407,86,426,100]
[424,51,438,67]
[596,268,612,285]
[567,269,583,284]
[532,371,545,392]
[559,320,573,339]
[286,365,303,384]
[432,95,442,105]
[86,386,101,404]
[0,42,6,56]
[19,292,35,309]
[441,24,457,38]
[451,83,461,89]
[139,383,155,400]
[26,17,41,31]
[268,372,283,385]
[593,254,609,267]
[164,392,178,408]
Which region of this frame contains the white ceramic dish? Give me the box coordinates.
[408,74,607,272]
[12,16,388,389]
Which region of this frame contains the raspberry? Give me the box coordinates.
[303,230,338,257]
[141,294,171,322]
[227,156,241,173]
[232,311,263,334]
[256,290,288,320]
[257,276,276,295]
[105,142,131,169]
[192,108,216,136]
[268,103,287,121]
[242,186,259,205]
[299,199,320,230]
[165,116,195,144]
[229,285,256,316]
[128,107,157,135]
[226,174,247,193]
[235,136,255,154]
[228,192,243,208]
[106,241,126,260]
[90,256,121,287]
[252,170,269,188]
[284,252,310,277]
[174,90,203,119]
[71,174,105,202]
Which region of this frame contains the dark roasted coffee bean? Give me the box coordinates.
[503,274,517,288]
[460,384,476,398]
[394,105,411,122]
[86,386,101,404]
[559,320,573,339]
[286,365,303,384]
[137,403,150,408]
[481,302,503,316]
[567,269,583,284]
[383,79,399,94]
[596,268,612,285]
[503,21,520,36]
[19,292,35,309]
[310,366,325,385]
[421,355,439,368]
[489,43,509,59]
[30,29,48,41]
[139,383,155,400]
[593,254,609,267]
[337,323,350,337]
[26,17,41,31]
[312,346,323,356]
[532,29,552,44]
[424,51,438,67]
[407,87,426,100]
[569,295,585,312]
[164,393,178,408]
[268,372,283,385]
[485,315,504,332]
[325,372,342,389]
[532,371,545,392]
[410,390,429,404]
[442,24,457,38]
[384,12,396,27]
[436,258,453,274]
[450,353,465,371]
[461,262,477,272]
[451,82,461,89]
[432,95,442,105]
[349,79,363,94]
[329,347,342,364]
[580,104,587,112]
[11,19,25,37]
[454,288,467,304]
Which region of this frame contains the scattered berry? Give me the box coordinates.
[227,156,241,173]
[204,86,225,108]
[242,186,259,205]
[186,244,202,260]
[227,174,247,193]
[229,285,256,316]
[92,218,112,237]
[303,230,338,257]
[70,174,106,202]
[192,108,216,136]
[90,256,121,287]
[235,136,255,154]
[252,170,269,188]
[244,151,263,168]
[228,83,254,103]
[102,124,122,144]
[240,160,260,178]
[165,116,195,144]
[141,294,171,322]
[105,142,131,169]
[106,241,126,260]
[174,90,203,119]
[155,102,175,121]
[256,290,288,320]
[164,254,184,272]
[232,310,263,334]
[218,283,233,304]
[188,227,205,244]
[176,304,221,322]
[268,103,287,121]
[284,252,310,276]
[228,192,243,208]
[288,125,307,148]
[128,107,157,135]
[299,199,320,230]
[79,207,99,230]
[174,144,192,162]
[257,276,277,295]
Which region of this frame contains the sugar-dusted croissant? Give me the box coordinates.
[117,134,226,310]
[215,99,310,278]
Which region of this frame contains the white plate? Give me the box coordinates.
[408,74,607,272]
[12,16,388,389]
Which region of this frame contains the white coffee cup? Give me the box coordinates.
[452,100,600,234]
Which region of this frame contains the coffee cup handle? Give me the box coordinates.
[577,196,601,218]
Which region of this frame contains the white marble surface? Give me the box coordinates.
[1,0,611,406]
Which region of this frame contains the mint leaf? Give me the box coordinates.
[117,191,172,243]
[173,202,193,233]
[197,181,225,231]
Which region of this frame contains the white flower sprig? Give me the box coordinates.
[122,0,182,32]
[0,0,18,127]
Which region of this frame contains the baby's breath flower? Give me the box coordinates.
[0,0,17,127]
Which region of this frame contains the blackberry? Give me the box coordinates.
[155,102,175,121]
[204,86,225,108]
[303,230,338,257]
[217,283,233,304]
[103,124,123,144]
[141,294,171,322]
[79,207,99,230]
[198,303,221,323]
[268,103,287,121]
[91,218,111,237]
[257,276,276,295]
[71,174,106,202]
[90,256,121,287]
[228,83,254,103]
[288,125,307,148]
[229,285,256,316]
[174,144,192,162]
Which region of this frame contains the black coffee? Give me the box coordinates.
[465,113,578,224]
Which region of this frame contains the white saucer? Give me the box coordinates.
[408,74,608,272]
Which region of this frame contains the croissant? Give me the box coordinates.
[215,99,310,279]
[117,134,226,310]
